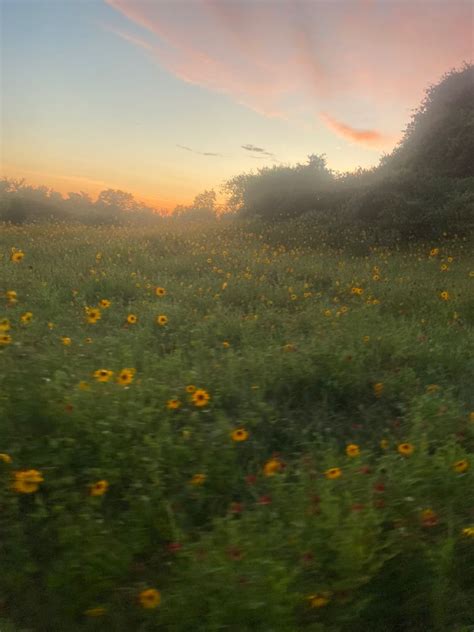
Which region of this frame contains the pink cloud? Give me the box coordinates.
[104,0,472,124]
[319,113,398,149]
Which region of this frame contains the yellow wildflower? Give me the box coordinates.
[93,369,114,383]
[325,467,342,480]
[86,307,101,324]
[12,469,43,494]
[453,459,469,474]
[0,318,10,331]
[190,473,206,486]
[397,443,414,456]
[139,588,161,609]
[263,458,283,476]
[345,444,360,457]
[373,382,384,397]
[231,428,249,442]
[11,250,25,263]
[89,480,108,496]
[192,388,210,407]
[117,368,135,386]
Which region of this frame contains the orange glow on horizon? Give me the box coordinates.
[1,165,186,212]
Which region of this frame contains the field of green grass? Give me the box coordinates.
[1,221,473,631]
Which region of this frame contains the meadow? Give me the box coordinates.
[1,220,473,631]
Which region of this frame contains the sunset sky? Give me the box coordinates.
[1,0,472,211]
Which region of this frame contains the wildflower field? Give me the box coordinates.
[1,221,473,632]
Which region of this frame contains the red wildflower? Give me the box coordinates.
[167,542,182,553]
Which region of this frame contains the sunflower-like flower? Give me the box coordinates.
[155,287,166,297]
[453,459,469,473]
[139,588,161,609]
[156,314,168,326]
[86,307,101,324]
[192,388,210,407]
[117,368,135,386]
[263,458,283,477]
[99,299,111,308]
[167,398,181,410]
[0,334,12,346]
[325,467,342,480]
[20,311,33,324]
[93,369,114,383]
[6,290,17,303]
[345,444,360,457]
[11,250,25,263]
[397,443,414,456]
[231,428,249,442]
[12,469,43,493]
[190,473,206,486]
[126,313,138,325]
[89,480,109,496]
[0,318,11,331]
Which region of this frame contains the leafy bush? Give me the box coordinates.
[224,65,474,239]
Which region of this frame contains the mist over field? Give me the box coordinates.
[1,1,473,630]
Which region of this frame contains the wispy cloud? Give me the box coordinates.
[103,24,154,53]
[104,0,471,130]
[176,144,223,157]
[241,144,275,157]
[319,113,398,149]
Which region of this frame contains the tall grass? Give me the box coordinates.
[1,220,473,631]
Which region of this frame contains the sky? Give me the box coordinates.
[1,0,472,211]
